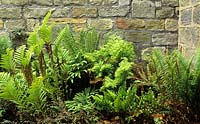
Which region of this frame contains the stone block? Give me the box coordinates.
[125,32,151,43]
[180,8,192,26]
[26,19,40,32]
[54,0,63,5]
[119,0,131,6]
[72,7,97,17]
[63,0,86,5]
[0,20,3,29]
[193,5,200,25]
[5,19,25,31]
[2,0,28,5]
[51,7,69,18]
[116,18,145,30]
[31,0,52,5]
[71,24,86,32]
[156,7,174,18]
[192,0,200,5]
[162,0,178,7]
[88,19,113,30]
[49,18,86,24]
[99,6,129,17]
[0,8,21,19]
[24,8,50,18]
[145,20,165,31]
[179,27,200,48]
[89,0,118,5]
[88,0,102,5]
[165,19,178,31]
[132,0,155,18]
[179,0,190,7]
[152,33,178,46]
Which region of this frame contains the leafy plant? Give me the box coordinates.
[0,35,12,56]
[0,10,103,122]
[65,88,96,114]
[141,49,200,115]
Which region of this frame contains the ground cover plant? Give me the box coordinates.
[0,11,200,124]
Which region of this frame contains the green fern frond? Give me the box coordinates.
[27,76,47,112]
[0,48,15,72]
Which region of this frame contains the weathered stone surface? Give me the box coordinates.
[88,19,113,30]
[180,8,192,25]
[152,33,178,46]
[26,19,40,32]
[193,5,200,25]
[89,0,118,5]
[162,0,178,7]
[5,19,25,31]
[142,47,166,59]
[63,0,86,5]
[155,1,162,7]
[116,18,145,30]
[72,7,97,17]
[116,19,164,30]
[156,7,174,18]
[125,32,151,43]
[49,18,86,24]
[192,0,200,5]
[31,0,52,5]
[145,20,164,30]
[0,32,9,38]
[119,0,131,6]
[88,0,102,5]
[99,6,129,17]
[52,7,69,18]
[54,0,63,5]
[132,0,155,18]
[71,24,86,32]
[0,8,21,19]
[2,0,28,5]
[24,8,50,18]
[179,27,200,47]
[179,0,190,7]
[165,19,178,31]
[0,20,3,29]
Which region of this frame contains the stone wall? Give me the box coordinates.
[179,1,200,58]
[0,0,179,58]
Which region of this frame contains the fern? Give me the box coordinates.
[65,88,96,114]
[26,77,47,115]
[0,48,15,74]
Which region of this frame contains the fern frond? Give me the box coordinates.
[27,76,47,112]
[0,48,15,73]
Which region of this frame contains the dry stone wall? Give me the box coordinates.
[179,1,200,58]
[0,0,179,58]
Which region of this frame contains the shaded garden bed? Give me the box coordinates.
[0,11,200,124]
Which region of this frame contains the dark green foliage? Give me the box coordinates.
[142,49,200,115]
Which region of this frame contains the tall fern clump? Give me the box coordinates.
[142,49,200,116]
[0,10,101,122]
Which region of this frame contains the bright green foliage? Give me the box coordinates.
[0,10,103,121]
[100,58,133,91]
[85,36,135,79]
[0,35,12,56]
[65,88,96,114]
